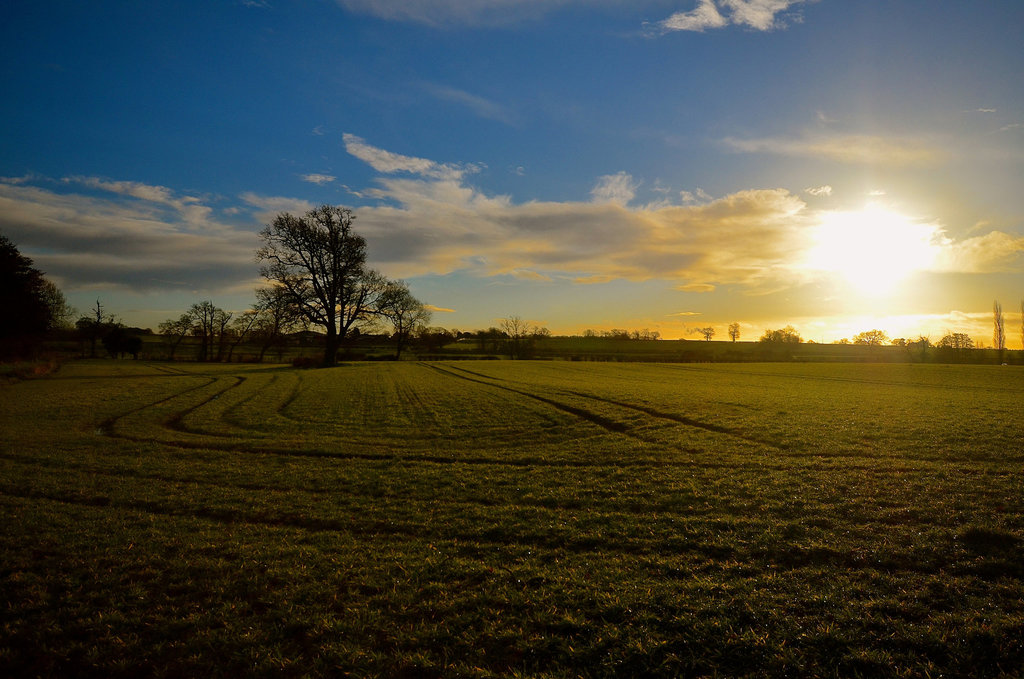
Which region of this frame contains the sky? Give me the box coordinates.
[2,0,1023,345]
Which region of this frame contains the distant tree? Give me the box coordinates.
[728,322,741,343]
[582,329,597,338]
[101,325,142,359]
[835,338,850,345]
[936,332,974,363]
[417,327,454,353]
[908,335,931,361]
[937,332,974,350]
[993,300,1006,358]
[158,314,194,360]
[501,316,532,359]
[695,326,715,342]
[257,205,387,367]
[891,338,907,347]
[853,329,889,346]
[188,301,223,362]
[378,280,431,359]
[250,286,302,362]
[40,280,75,330]
[759,326,802,343]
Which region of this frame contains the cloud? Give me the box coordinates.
[935,231,1024,273]
[676,282,716,292]
[669,311,703,316]
[723,134,942,166]
[0,179,258,293]
[422,84,518,125]
[661,0,727,31]
[424,304,456,313]
[661,0,805,33]
[342,138,1024,292]
[573,274,615,284]
[680,188,712,204]
[343,133,482,180]
[805,185,832,196]
[301,173,336,185]
[591,172,639,205]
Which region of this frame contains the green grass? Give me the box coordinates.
[2,360,1023,677]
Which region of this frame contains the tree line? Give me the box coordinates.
[3,211,1024,366]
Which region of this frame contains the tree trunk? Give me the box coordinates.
[323,326,339,367]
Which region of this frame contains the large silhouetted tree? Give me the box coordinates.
[1,234,63,356]
[257,205,386,367]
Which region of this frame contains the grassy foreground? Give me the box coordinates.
[1,360,1023,677]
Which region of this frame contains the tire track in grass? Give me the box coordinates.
[96,375,221,436]
[563,390,787,450]
[165,376,246,435]
[439,364,783,450]
[422,363,632,436]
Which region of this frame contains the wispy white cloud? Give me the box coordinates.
[660,0,805,33]
[300,173,336,185]
[680,188,712,204]
[591,172,639,205]
[723,133,942,166]
[424,304,456,313]
[343,133,482,180]
[422,84,518,126]
[661,0,727,31]
[805,185,832,196]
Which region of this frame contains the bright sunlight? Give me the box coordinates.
[803,205,947,296]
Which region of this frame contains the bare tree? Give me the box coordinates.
[249,286,302,362]
[257,205,386,367]
[189,301,219,362]
[501,315,531,359]
[728,322,740,343]
[993,300,1006,357]
[158,313,194,360]
[692,326,715,341]
[377,280,431,359]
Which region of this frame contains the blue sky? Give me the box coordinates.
[2,1,1023,344]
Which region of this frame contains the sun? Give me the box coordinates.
[803,205,945,296]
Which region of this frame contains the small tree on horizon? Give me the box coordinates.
[378,280,431,359]
[759,326,802,343]
[992,300,1005,359]
[728,322,740,343]
[853,329,889,346]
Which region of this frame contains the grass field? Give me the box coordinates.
[2,360,1023,677]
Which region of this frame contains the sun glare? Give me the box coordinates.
[804,205,945,296]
